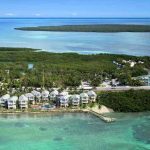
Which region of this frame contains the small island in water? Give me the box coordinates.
[15,24,150,32]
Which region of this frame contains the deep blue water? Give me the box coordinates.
[0,18,150,56]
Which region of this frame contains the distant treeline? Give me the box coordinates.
[15,24,150,32]
[0,47,37,52]
[98,90,150,112]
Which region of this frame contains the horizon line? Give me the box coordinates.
[1,17,150,19]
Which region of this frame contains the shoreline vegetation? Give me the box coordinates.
[15,24,150,32]
[98,90,150,112]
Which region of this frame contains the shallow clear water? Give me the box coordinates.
[0,112,149,150]
[0,18,150,55]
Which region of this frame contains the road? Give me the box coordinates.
[96,86,150,92]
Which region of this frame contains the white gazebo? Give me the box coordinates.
[41,90,49,101]
[7,96,18,109]
[71,94,80,106]
[19,95,28,109]
[87,91,97,102]
[59,95,69,107]
[0,94,10,108]
[49,90,59,101]
[80,93,89,104]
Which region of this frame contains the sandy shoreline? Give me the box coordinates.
[0,108,87,115]
[0,105,114,115]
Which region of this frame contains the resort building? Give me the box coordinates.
[133,75,150,86]
[70,94,80,106]
[0,94,10,108]
[49,90,59,101]
[79,81,93,90]
[25,93,35,104]
[19,95,28,109]
[32,90,41,102]
[80,93,89,104]
[41,90,49,101]
[111,79,120,87]
[7,96,18,109]
[59,95,69,107]
[59,91,68,97]
[87,91,97,102]
[122,60,144,68]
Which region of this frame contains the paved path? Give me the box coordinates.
[96,86,150,92]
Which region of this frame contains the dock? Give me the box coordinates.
[89,110,116,123]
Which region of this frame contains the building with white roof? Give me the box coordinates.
[87,91,97,102]
[25,93,35,104]
[41,90,49,101]
[25,93,35,101]
[19,95,28,109]
[130,62,136,68]
[59,91,68,97]
[0,94,10,108]
[49,90,59,101]
[7,96,18,109]
[31,90,41,101]
[134,75,150,86]
[80,93,89,104]
[59,95,69,107]
[70,94,80,106]
[79,81,93,90]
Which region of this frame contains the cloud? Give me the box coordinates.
[35,13,41,17]
[71,12,78,17]
[5,13,15,16]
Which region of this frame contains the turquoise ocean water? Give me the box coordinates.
[0,113,149,150]
[0,18,150,55]
[0,19,150,149]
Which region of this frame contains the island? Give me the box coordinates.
[0,47,150,113]
[15,24,150,32]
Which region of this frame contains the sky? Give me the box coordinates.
[0,0,150,18]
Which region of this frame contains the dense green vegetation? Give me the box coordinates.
[98,90,150,112]
[0,47,149,94]
[15,24,150,32]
